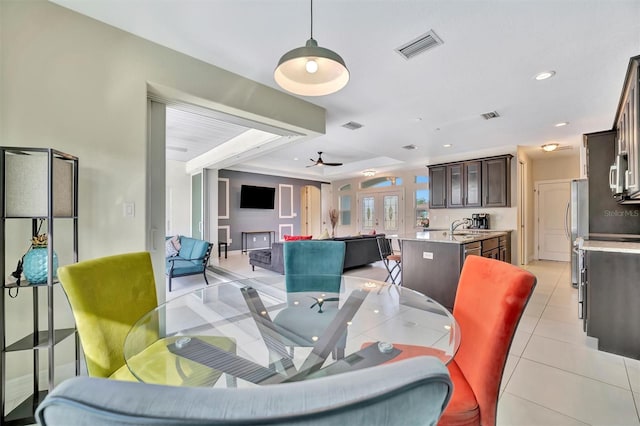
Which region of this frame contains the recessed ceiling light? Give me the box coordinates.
[293,157,299,161]
[443,144,452,148]
[362,170,376,176]
[542,143,559,152]
[554,121,569,127]
[535,71,556,81]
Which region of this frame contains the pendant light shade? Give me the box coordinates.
[274,1,349,96]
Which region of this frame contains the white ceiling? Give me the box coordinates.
[52,0,640,181]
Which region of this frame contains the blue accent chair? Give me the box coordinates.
[165,236,213,292]
[35,356,453,426]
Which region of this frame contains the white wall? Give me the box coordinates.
[1,0,324,382]
[166,160,191,236]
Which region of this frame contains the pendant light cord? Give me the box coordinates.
[310,0,314,40]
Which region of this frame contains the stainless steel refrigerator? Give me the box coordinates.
[570,179,588,287]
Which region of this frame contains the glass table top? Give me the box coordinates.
[124,275,459,387]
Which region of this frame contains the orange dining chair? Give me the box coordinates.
[363,255,536,426]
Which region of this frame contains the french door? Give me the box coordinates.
[357,190,403,235]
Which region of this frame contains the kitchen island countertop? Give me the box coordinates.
[391,230,511,245]
[579,239,640,254]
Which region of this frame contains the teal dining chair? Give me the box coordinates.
[273,240,347,360]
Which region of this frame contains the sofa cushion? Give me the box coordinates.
[165,259,204,275]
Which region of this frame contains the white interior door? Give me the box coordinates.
[537,181,571,261]
[301,185,321,236]
[358,190,403,235]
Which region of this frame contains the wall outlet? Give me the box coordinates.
[228,238,232,244]
[123,202,135,217]
[263,236,267,241]
[423,252,433,260]
[253,237,256,242]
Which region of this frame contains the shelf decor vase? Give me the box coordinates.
[23,235,58,284]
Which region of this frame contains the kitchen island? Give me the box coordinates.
[399,230,512,310]
[578,239,640,360]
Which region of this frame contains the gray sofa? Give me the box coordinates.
[249,234,384,274]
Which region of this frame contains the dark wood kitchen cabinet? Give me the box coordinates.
[402,232,512,310]
[429,166,447,208]
[428,154,511,209]
[585,250,640,360]
[482,156,511,207]
[447,161,481,208]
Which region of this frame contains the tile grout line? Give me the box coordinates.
[623,358,640,422]
[500,391,590,426]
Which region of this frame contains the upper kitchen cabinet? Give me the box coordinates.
[613,55,639,202]
[446,161,482,208]
[428,155,511,209]
[429,165,447,208]
[482,156,511,207]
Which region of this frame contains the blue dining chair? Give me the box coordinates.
[35,356,453,426]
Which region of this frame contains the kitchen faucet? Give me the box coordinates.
[450,218,471,233]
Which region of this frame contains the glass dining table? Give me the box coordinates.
[123,275,460,388]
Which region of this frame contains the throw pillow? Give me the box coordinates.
[283,235,313,241]
[166,239,179,257]
[317,229,331,240]
[171,235,181,251]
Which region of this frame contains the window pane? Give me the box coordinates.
[415,175,429,184]
[383,195,399,230]
[416,189,429,206]
[339,195,351,225]
[339,184,352,191]
[362,196,375,228]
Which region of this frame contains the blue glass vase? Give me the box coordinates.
[23,247,58,284]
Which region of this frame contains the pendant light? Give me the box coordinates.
[274,0,349,96]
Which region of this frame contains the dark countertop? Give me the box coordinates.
[394,230,511,244]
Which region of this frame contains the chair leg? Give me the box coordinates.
[225,374,237,388]
[168,275,172,292]
[203,270,209,286]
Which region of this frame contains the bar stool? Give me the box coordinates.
[376,236,402,285]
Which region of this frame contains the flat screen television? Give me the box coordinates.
[240,185,275,209]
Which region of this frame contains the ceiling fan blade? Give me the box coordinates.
[306,163,318,168]
[323,162,343,166]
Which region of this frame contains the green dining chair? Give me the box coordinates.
[57,251,235,386]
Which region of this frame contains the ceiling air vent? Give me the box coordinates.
[342,121,363,130]
[402,144,418,150]
[395,30,444,60]
[481,111,500,120]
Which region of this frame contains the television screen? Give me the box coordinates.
[240,185,275,209]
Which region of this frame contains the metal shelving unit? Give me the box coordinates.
[0,147,79,425]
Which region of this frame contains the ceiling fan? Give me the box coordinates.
[307,152,343,167]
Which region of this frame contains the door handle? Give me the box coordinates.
[609,164,617,190]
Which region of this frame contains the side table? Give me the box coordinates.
[218,242,228,259]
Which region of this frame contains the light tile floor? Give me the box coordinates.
[198,252,640,426]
